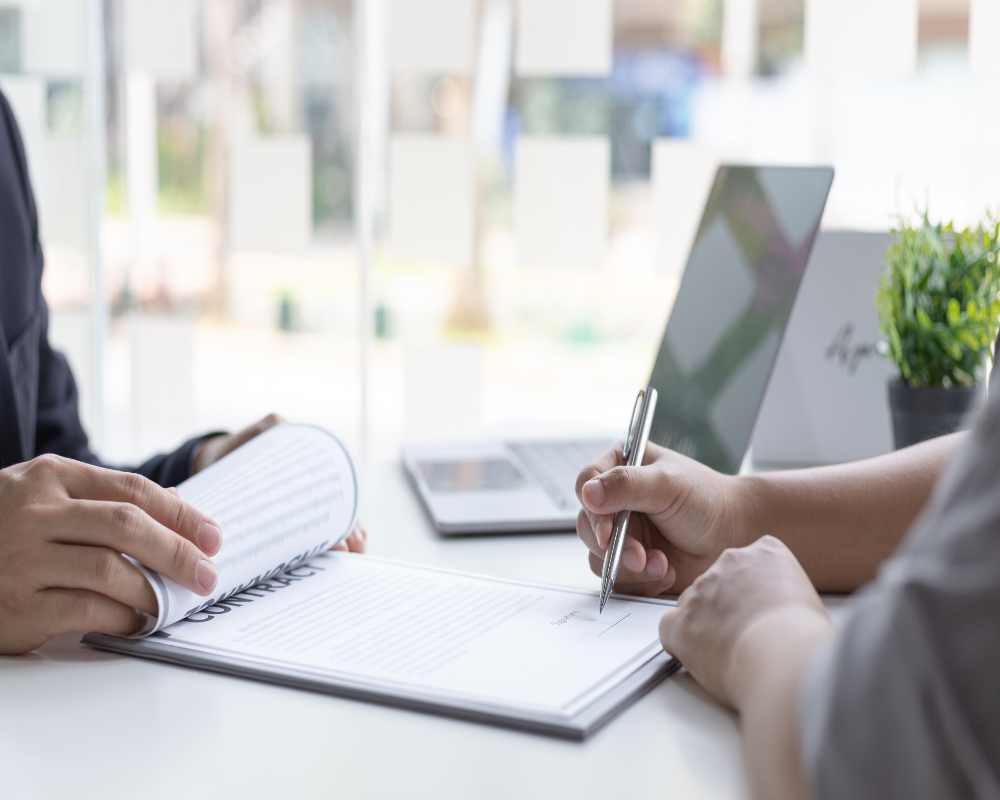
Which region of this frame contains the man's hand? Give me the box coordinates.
[0,456,222,655]
[192,413,285,474]
[657,536,832,709]
[575,442,743,596]
[658,538,834,800]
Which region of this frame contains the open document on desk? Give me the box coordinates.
[85,554,678,739]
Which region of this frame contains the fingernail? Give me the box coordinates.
[583,479,606,507]
[197,559,218,591]
[647,559,665,579]
[197,522,222,554]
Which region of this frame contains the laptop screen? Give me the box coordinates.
[647,165,834,474]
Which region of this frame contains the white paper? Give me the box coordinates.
[804,0,918,76]
[391,0,477,73]
[516,0,612,77]
[514,136,609,270]
[154,554,667,714]
[230,135,313,255]
[123,0,199,79]
[388,135,475,267]
[136,424,359,634]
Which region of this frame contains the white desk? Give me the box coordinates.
[0,463,747,800]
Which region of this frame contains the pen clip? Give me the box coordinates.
[622,389,645,464]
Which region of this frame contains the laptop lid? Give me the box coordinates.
[647,165,834,474]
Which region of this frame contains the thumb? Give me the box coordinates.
[580,464,670,516]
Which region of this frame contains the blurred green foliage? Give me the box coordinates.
[877,212,1000,387]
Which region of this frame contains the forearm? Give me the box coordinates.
[730,609,835,800]
[732,432,962,591]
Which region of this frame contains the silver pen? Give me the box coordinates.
[600,387,658,614]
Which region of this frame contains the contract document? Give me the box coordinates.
[86,554,677,738]
[84,423,678,738]
[132,423,359,634]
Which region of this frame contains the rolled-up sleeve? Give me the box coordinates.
[798,392,1000,800]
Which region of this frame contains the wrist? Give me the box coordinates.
[724,473,765,549]
[725,605,834,713]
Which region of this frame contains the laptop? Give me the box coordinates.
[403,165,835,534]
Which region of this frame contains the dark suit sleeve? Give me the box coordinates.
[33,283,222,487]
[4,83,219,488]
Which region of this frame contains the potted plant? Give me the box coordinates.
[876,212,1000,449]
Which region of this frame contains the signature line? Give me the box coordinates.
[597,613,631,638]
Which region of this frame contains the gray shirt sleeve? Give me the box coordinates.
[798,387,1000,800]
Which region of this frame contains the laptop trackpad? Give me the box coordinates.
[416,460,530,493]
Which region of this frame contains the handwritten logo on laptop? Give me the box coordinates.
[825,323,878,376]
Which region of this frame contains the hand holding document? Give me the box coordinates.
[132,424,359,634]
[88,423,678,738]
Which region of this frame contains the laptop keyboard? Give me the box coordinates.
[507,440,615,511]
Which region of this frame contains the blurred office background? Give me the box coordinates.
[1,0,998,466]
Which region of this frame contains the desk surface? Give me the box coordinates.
[0,463,746,800]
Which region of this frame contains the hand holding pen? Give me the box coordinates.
[599,388,658,613]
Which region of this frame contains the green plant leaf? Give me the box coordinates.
[948,298,961,325]
[876,209,1000,387]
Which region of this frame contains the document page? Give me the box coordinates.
[136,425,359,634]
[148,553,670,716]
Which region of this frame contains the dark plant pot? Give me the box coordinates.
[887,380,983,450]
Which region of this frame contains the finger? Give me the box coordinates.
[43,544,159,615]
[577,507,617,553]
[575,443,626,503]
[52,501,218,596]
[346,525,367,553]
[576,510,603,556]
[39,588,149,638]
[53,462,222,556]
[216,413,285,462]
[589,551,676,593]
[593,513,617,550]
[578,509,665,579]
[622,537,647,573]
[580,464,672,517]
